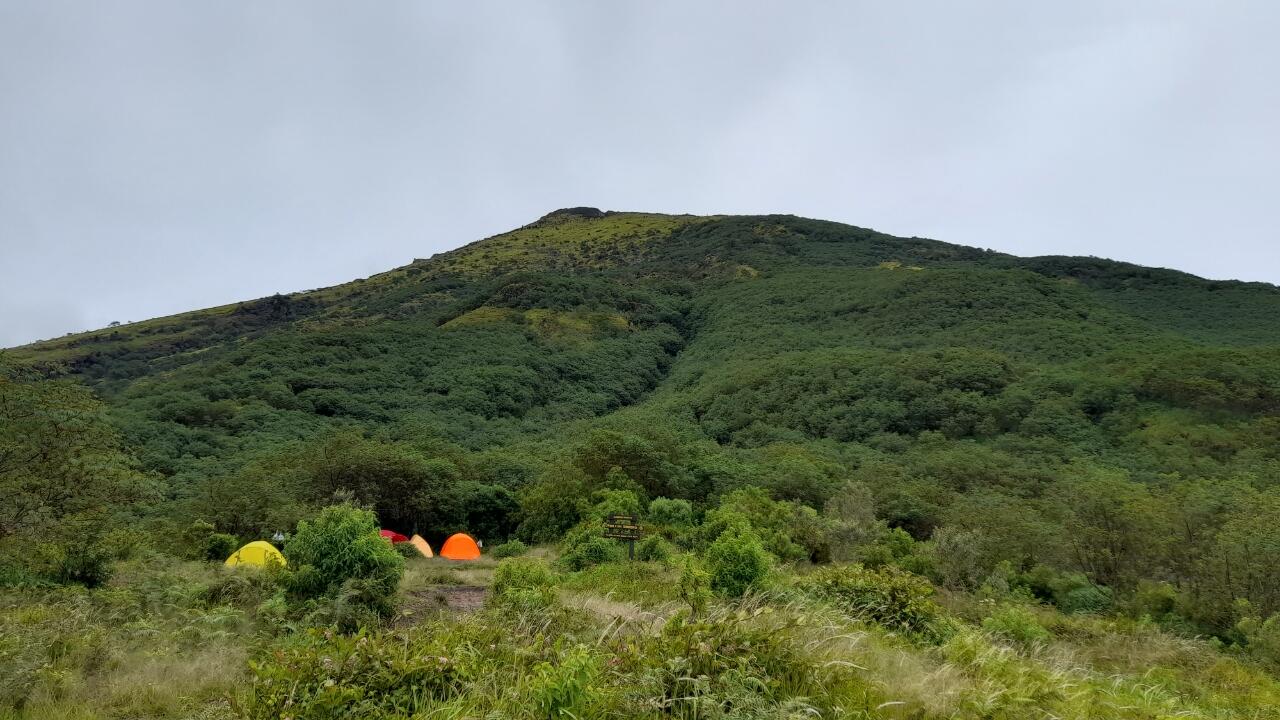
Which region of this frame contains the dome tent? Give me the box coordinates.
[409,534,434,558]
[380,529,409,543]
[439,533,481,560]
[225,541,286,568]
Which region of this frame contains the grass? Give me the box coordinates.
[6,554,1280,718]
[400,555,499,592]
[428,211,707,276]
[0,556,273,720]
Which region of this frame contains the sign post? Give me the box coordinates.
[603,514,643,560]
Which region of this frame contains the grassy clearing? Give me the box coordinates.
[401,555,498,592]
[5,551,1280,719]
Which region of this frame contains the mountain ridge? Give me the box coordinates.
[11,208,1275,360]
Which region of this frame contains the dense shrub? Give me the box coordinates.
[635,534,673,562]
[181,520,218,559]
[585,488,644,521]
[525,644,601,719]
[799,564,943,637]
[705,526,769,597]
[241,628,465,719]
[102,527,152,561]
[10,526,120,588]
[641,605,820,717]
[678,556,712,617]
[490,539,529,559]
[203,532,239,562]
[648,497,693,527]
[393,542,421,559]
[699,489,814,562]
[54,538,114,588]
[558,522,622,571]
[282,504,404,618]
[492,557,558,610]
[1019,567,1114,614]
[1058,583,1114,615]
[983,605,1052,646]
[1237,613,1280,669]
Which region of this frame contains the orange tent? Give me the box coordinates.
[439,533,481,560]
[409,534,434,558]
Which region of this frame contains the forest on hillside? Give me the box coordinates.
[4,211,1280,718]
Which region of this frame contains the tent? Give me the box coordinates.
[439,533,481,560]
[408,534,434,558]
[225,541,286,569]
[380,529,409,543]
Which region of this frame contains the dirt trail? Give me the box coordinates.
[396,585,488,627]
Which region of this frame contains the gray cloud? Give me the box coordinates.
[2,1,1277,347]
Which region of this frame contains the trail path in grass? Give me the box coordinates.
[395,585,488,627]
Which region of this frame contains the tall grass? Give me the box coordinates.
[7,554,1280,719]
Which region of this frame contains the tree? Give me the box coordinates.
[302,432,465,537]
[0,368,150,541]
[1048,467,1169,590]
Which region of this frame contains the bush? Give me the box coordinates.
[1016,566,1113,614]
[982,605,1052,646]
[799,564,943,637]
[559,523,622,571]
[199,567,281,610]
[282,504,404,618]
[643,604,816,717]
[393,542,421,559]
[1237,613,1280,669]
[493,557,558,611]
[678,556,712,617]
[585,488,644,522]
[700,490,809,562]
[181,520,218,560]
[931,526,986,589]
[705,526,769,598]
[1058,583,1113,615]
[55,539,114,588]
[490,539,529,559]
[203,532,239,562]
[102,527,152,561]
[20,528,120,588]
[241,628,465,719]
[635,534,672,562]
[648,497,693,527]
[524,645,601,719]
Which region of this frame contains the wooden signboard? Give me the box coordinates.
[603,514,643,559]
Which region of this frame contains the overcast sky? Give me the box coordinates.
[2,2,1278,348]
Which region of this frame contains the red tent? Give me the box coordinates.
[379,529,409,544]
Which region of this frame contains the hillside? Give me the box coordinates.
[8,207,1280,534]
[5,209,1280,718]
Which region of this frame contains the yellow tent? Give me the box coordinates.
[409,534,434,558]
[225,541,286,568]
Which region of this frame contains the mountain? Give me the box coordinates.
[6,208,1280,617]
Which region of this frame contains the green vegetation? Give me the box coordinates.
[705,525,770,597]
[4,208,1280,717]
[282,504,405,625]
